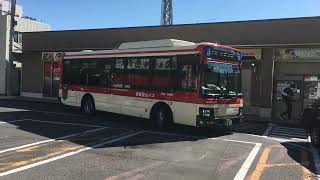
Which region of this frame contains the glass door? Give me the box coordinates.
[43,62,60,98]
[303,76,320,109]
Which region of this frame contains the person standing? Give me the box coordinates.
[280,84,296,120]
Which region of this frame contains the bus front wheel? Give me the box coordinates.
[152,105,173,129]
[81,96,95,115]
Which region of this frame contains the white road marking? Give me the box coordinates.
[146,131,262,180]
[0,120,29,124]
[0,107,29,112]
[0,131,144,177]
[23,119,105,128]
[0,127,108,154]
[30,110,85,117]
[233,142,262,180]
[0,106,84,117]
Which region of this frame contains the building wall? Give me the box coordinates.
[23,17,320,52]
[0,16,9,94]
[21,52,43,94]
[0,15,50,95]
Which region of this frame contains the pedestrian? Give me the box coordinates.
[280,83,296,120]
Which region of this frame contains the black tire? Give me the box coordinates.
[151,106,173,129]
[311,128,320,147]
[81,96,95,115]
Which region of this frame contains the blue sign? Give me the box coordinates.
[205,47,212,57]
[236,52,242,61]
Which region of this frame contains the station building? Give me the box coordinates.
[0,15,50,95]
[21,16,320,124]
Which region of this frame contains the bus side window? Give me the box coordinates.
[151,56,177,92]
[177,54,199,92]
[112,58,126,88]
[98,59,114,87]
[127,57,151,90]
[79,59,100,86]
[63,60,80,85]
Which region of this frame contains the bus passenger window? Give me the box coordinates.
[151,57,177,92]
[179,65,198,91]
[112,59,126,88]
[98,60,113,87]
[177,54,199,92]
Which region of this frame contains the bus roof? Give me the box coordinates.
[64,39,239,58]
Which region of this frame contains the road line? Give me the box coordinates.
[234,143,262,180]
[143,130,205,139]
[0,127,107,154]
[248,147,271,180]
[221,139,260,145]
[29,110,85,117]
[0,120,28,124]
[0,131,144,177]
[24,119,105,128]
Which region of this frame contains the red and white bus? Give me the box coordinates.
[59,39,243,129]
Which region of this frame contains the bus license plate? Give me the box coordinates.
[225,119,232,126]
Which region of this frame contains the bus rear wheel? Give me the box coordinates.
[152,106,173,129]
[81,96,95,115]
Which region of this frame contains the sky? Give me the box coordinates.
[16,0,320,31]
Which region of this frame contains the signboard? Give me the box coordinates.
[274,48,320,60]
[41,52,64,62]
[238,49,262,60]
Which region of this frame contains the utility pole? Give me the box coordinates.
[7,0,16,95]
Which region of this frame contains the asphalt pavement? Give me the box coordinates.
[0,100,318,180]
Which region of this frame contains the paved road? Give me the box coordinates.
[0,100,318,180]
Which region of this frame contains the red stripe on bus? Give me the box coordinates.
[61,85,242,105]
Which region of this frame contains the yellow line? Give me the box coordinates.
[249,147,271,180]
[301,150,312,180]
[0,145,83,172]
[16,146,39,153]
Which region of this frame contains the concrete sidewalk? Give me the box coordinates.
[0,96,60,104]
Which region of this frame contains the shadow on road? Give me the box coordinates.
[281,141,318,175]
[0,100,232,150]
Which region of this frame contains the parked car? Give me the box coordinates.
[301,99,320,147]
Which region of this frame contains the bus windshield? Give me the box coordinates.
[201,61,241,98]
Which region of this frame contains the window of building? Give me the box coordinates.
[13,32,22,44]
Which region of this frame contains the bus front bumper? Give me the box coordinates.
[196,116,242,128]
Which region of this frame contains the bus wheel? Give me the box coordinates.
[311,128,320,147]
[152,106,172,129]
[82,96,95,115]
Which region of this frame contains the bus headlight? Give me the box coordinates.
[199,108,214,119]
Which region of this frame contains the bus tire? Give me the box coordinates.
[151,104,173,129]
[81,95,95,115]
[311,128,320,147]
